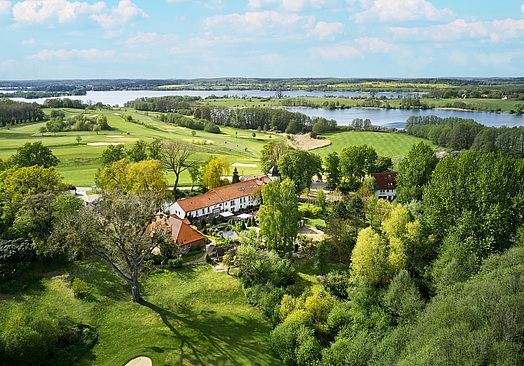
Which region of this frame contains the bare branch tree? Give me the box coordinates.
[161,140,198,198]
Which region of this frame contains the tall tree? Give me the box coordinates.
[0,165,63,228]
[11,141,59,168]
[126,140,148,163]
[324,152,341,190]
[339,145,378,181]
[277,149,322,194]
[161,140,197,196]
[53,190,168,302]
[396,142,438,203]
[202,155,229,189]
[95,159,167,197]
[350,226,389,287]
[258,178,300,254]
[260,141,288,174]
[100,144,126,167]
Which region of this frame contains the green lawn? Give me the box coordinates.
[314,131,435,162]
[0,259,280,366]
[0,109,284,186]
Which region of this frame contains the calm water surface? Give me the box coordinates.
[8,90,524,128]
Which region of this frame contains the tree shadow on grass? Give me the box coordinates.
[140,299,277,365]
[67,259,129,301]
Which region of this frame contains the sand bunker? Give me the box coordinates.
[231,163,257,167]
[87,142,124,146]
[107,135,124,138]
[125,356,152,366]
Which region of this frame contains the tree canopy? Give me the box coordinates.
[258,178,300,254]
[277,149,322,194]
[11,141,60,168]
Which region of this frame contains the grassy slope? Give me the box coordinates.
[0,260,279,366]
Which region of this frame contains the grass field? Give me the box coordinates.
[0,259,280,365]
[314,131,435,162]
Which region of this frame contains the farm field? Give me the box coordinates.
[0,107,434,186]
[0,260,280,366]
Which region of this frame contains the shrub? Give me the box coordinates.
[168,258,183,268]
[204,122,221,134]
[2,325,48,366]
[323,270,350,299]
[71,278,91,299]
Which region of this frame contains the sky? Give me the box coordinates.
[1,0,524,80]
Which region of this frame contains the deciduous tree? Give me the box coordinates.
[161,140,197,195]
[202,155,229,189]
[258,178,299,254]
[11,141,59,168]
[396,142,438,203]
[53,190,168,302]
[277,149,322,194]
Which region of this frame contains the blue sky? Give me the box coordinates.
[1,0,524,79]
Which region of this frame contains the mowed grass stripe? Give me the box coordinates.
[314,131,435,160]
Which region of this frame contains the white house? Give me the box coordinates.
[371,172,397,201]
[169,175,270,220]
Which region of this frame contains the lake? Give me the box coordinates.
[6,89,416,106]
[283,107,524,129]
[7,89,524,128]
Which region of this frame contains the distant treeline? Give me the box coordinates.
[125,95,201,112]
[405,115,524,157]
[6,77,524,94]
[0,99,45,127]
[158,105,338,134]
[43,98,111,110]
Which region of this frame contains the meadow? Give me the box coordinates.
[0,107,434,186]
[0,260,280,365]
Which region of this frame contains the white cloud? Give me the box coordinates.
[91,0,147,29]
[310,43,360,59]
[355,0,454,23]
[204,11,315,33]
[122,32,158,46]
[27,48,121,62]
[390,18,524,43]
[21,38,35,46]
[521,4,524,13]
[248,0,336,11]
[12,0,105,25]
[0,0,10,15]
[309,21,344,39]
[190,34,252,47]
[356,37,397,53]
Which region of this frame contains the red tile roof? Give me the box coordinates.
[173,176,267,212]
[155,214,205,246]
[371,172,397,190]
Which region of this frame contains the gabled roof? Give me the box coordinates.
[155,214,205,245]
[174,190,223,212]
[371,172,398,190]
[172,176,268,213]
